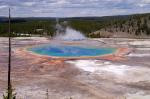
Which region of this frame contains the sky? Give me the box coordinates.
[0,0,150,17]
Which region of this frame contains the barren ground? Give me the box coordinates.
[0,37,150,99]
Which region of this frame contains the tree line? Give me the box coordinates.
[0,13,150,38]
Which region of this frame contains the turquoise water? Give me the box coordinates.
[28,45,116,57]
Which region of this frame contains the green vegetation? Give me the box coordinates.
[0,19,55,37]
[3,84,16,99]
[62,16,130,37]
[68,20,106,36]
[109,13,150,36]
[0,13,150,38]
[67,13,150,38]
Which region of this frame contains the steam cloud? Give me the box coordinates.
[54,20,86,41]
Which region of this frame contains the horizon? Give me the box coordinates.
[0,0,150,17]
[0,12,150,18]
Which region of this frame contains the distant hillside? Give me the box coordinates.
[0,17,8,22]
[96,13,150,38]
[0,17,56,37]
[0,13,150,38]
[68,13,150,38]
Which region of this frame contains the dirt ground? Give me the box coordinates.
[0,37,150,99]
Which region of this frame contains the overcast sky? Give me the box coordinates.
[0,0,150,17]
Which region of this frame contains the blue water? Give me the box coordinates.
[28,45,116,57]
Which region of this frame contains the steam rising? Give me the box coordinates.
[54,19,86,41]
[55,27,86,41]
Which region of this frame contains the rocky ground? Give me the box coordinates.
[0,37,150,99]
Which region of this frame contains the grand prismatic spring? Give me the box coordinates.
[28,45,116,58]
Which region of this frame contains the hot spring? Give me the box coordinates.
[28,45,116,58]
[27,20,116,58]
